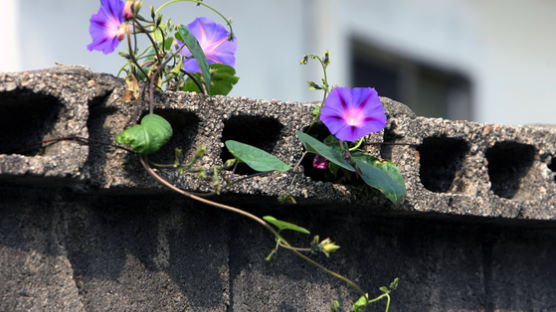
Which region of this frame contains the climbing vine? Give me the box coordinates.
[86,0,405,310]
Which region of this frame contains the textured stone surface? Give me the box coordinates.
[1,187,555,312]
[1,66,554,220]
[1,67,555,311]
[0,187,230,312]
[0,66,120,183]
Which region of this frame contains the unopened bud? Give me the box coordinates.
[225,158,236,168]
[307,81,322,90]
[124,1,134,20]
[319,238,340,257]
[324,50,330,65]
[118,51,131,59]
[156,14,163,27]
[133,0,143,12]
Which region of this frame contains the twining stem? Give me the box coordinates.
[139,155,280,234]
[305,53,330,132]
[9,135,137,155]
[286,245,366,296]
[292,151,307,172]
[180,69,206,94]
[367,293,391,311]
[132,19,160,60]
[147,44,190,113]
[155,0,234,37]
[138,155,367,298]
[278,242,311,253]
[127,32,149,80]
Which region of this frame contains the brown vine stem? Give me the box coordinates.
[148,43,194,114]
[180,69,206,95]
[126,32,149,80]
[9,135,138,155]
[138,154,366,297]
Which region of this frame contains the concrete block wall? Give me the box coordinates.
[0,67,555,311]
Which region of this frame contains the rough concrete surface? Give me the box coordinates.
[1,67,555,311]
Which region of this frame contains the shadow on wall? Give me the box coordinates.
[0,189,555,311]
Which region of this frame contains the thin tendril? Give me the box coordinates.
[155,0,234,39]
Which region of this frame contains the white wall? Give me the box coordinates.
[310,0,556,125]
[3,0,556,125]
[0,0,19,71]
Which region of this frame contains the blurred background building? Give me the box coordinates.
[1,0,555,125]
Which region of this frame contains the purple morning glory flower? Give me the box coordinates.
[320,87,387,142]
[87,0,127,54]
[180,17,237,72]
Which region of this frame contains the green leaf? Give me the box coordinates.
[176,25,211,93]
[182,72,202,93]
[296,131,355,172]
[352,154,406,205]
[209,64,239,95]
[389,277,399,291]
[152,28,163,43]
[351,294,368,312]
[225,140,291,172]
[115,114,173,154]
[163,37,174,50]
[183,64,239,95]
[263,216,310,234]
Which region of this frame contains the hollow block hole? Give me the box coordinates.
[418,137,469,193]
[220,115,283,175]
[145,109,200,164]
[0,89,62,155]
[486,141,535,199]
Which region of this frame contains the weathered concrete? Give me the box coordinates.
[1,67,555,311]
[1,66,554,220]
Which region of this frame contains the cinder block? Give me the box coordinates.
[1,67,554,221]
[0,66,120,184]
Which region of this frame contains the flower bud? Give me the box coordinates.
[156,14,163,27]
[225,158,236,168]
[319,238,340,257]
[124,1,134,20]
[133,0,143,13]
[312,155,329,170]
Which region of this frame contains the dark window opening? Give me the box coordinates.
[350,37,472,120]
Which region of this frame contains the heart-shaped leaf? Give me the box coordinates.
[183,64,239,95]
[225,140,290,172]
[296,131,355,172]
[263,216,310,234]
[115,114,173,154]
[353,154,406,205]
